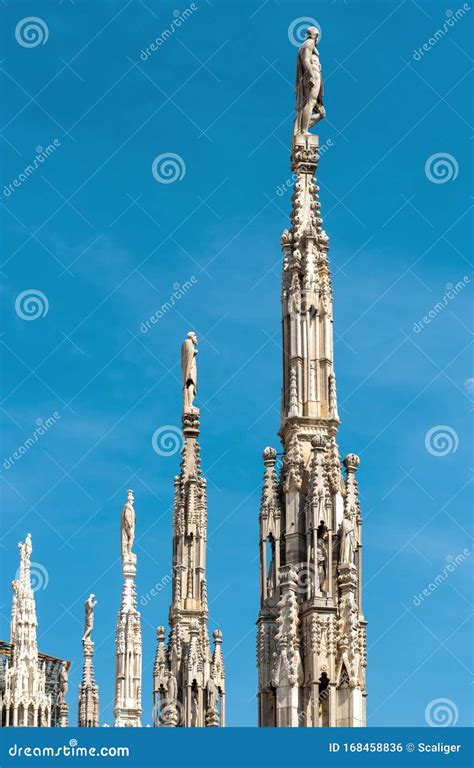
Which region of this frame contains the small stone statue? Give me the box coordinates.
[121,489,135,562]
[181,332,198,413]
[167,671,178,703]
[191,689,199,726]
[82,593,97,641]
[57,661,68,705]
[340,509,358,564]
[293,27,325,135]
[207,675,218,711]
[317,539,328,591]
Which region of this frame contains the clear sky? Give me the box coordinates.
[1,0,472,728]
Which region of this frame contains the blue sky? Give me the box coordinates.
[1,0,472,728]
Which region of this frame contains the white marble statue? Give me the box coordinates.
[121,489,135,561]
[293,27,325,135]
[83,594,97,641]
[181,332,198,412]
[57,661,68,705]
[340,510,358,564]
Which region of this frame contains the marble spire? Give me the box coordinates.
[256,28,367,728]
[1,534,52,726]
[114,490,142,727]
[153,333,225,728]
[78,594,99,727]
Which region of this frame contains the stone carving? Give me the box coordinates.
[121,489,135,562]
[155,338,225,727]
[114,490,142,727]
[181,331,198,413]
[82,594,97,642]
[317,538,328,592]
[339,509,358,564]
[257,25,367,728]
[167,671,178,702]
[293,27,325,136]
[207,675,218,711]
[57,661,68,705]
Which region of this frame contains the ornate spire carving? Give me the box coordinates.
[78,594,99,727]
[257,28,367,728]
[114,490,142,727]
[153,335,225,727]
[1,534,52,726]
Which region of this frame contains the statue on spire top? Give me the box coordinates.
[293,26,326,135]
[181,332,198,413]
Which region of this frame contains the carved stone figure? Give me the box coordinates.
[57,661,68,705]
[340,510,358,564]
[121,489,135,561]
[167,671,177,703]
[181,332,198,412]
[293,27,325,135]
[82,594,97,641]
[191,689,199,726]
[207,675,218,711]
[317,539,328,591]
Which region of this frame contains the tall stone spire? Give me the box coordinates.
[153,333,225,728]
[114,490,142,727]
[78,594,99,727]
[257,27,367,728]
[1,534,51,726]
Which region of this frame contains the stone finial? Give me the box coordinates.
[262,446,277,464]
[311,432,327,450]
[343,454,360,472]
[156,626,166,642]
[213,629,223,643]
